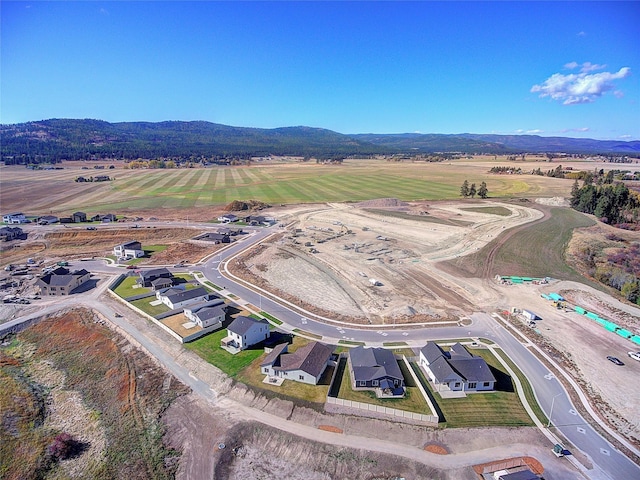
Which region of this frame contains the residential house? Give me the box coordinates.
[36,267,91,296]
[217,213,239,223]
[2,212,27,224]
[348,346,404,395]
[94,175,111,182]
[184,297,226,329]
[150,277,173,290]
[114,240,145,259]
[157,286,211,310]
[71,212,87,223]
[138,268,173,288]
[200,232,231,244]
[244,215,276,226]
[419,342,496,393]
[261,341,333,385]
[37,215,59,225]
[91,213,117,222]
[0,226,25,242]
[221,316,270,351]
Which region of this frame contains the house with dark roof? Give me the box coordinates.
[114,240,144,259]
[348,346,404,396]
[157,286,211,310]
[138,268,173,288]
[71,212,87,223]
[36,267,91,296]
[199,232,231,244]
[221,316,270,352]
[184,297,226,329]
[261,341,334,385]
[0,226,25,242]
[419,342,496,393]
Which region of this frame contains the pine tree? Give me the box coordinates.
[478,181,488,199]
[469,183,477,198]
[460,180,470,197]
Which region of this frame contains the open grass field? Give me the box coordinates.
[0,159,576,217]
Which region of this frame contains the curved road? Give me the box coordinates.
[4,224,638,479]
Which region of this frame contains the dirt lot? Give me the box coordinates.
[236,200,542,323]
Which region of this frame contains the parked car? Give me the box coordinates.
[86,226,96,230]
[126,265,137,269]
[607,356,624,366]
[628,352,640,362]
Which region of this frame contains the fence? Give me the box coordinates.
[326,397,438,425]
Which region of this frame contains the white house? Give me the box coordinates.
[2,212,27,224]
[157,286,211,310]
[260,341,334,385]
[113,240,145,259]
[184,297,226,329]
[419,342,495,393]
[221,316,270,351]
[217,213,239,223]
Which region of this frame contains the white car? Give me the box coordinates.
[628,352,640,361]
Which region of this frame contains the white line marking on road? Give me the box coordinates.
[402,332,408,336]
[544,373,556,380]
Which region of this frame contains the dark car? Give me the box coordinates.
[607,356,624,366]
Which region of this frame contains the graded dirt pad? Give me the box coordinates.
[0,226,219,266]
[238,200,543,323]
[424,444,448,454]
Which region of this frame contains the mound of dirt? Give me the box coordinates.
[224,200,271,212]
[357,198,407,208]
[424,444,448,455]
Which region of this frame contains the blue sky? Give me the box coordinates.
[2,1,639,139]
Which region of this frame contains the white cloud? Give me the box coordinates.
[526,129,543,134]
[560,127,590,133]
[577,31,586,37]
[531,66,631,105]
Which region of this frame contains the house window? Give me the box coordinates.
[372,380,379,386]
[483,382,491,387]
[468,382,477,389]
[358,380,366,387]
[263,368,268,373]
[299,375,304,380]
[454,382,460,388]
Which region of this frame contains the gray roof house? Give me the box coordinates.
[138,268,173,287]
[157,286,211,310]
[348,346,404,396]
[36,267,91,296]
[419,342,496,394]
[0,226,25,242]
[184,297,226,329]
[261,341,334,385]
[221,316,270,352]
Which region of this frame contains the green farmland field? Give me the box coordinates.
[0,159,576,215]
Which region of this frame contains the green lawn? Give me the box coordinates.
[336,361,429,415]
[184,328,264,377]
[112,276,149,298]
[235,336,330,404]
[410,347,534,428]
[130,298,170,317]
[260,311,283,325]
[445,206,597,281]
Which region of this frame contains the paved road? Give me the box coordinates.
[4,224,638,479]
[196,225,639,480]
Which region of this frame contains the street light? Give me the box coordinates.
[547,392,563,428]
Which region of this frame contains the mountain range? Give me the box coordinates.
[1,119,638,164]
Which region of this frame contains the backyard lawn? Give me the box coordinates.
[336,361,430,415]
[410,346,534,428]
[112,276,149,298]
[185,328,264,377]
[235,336,331,404]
